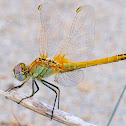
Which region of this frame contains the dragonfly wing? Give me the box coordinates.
[54,5,94,87]
[55,70,84,87]
[39,3,64,59]
[56,5,95,62]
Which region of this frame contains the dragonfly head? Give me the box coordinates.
[12,63,28,81]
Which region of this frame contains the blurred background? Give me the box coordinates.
[0,0,126,126]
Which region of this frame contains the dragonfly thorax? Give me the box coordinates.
[35,57,59,65]
[28,57,60,79]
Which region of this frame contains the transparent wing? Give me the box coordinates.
[39,3,64,59]
[54,5,95,87]
[55,70,84,87]
[55,5,95,62]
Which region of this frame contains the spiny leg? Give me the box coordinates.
[40,80,60,119]
[42,80,60,109]
[18,80,39,104]
[5,80,28,92]
[34,80,39,94]
[41,81,57,120]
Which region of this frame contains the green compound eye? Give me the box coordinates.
[12,63,27,81]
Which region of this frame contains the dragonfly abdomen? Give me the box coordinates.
[81,54,126,68]
[62,54,126,70]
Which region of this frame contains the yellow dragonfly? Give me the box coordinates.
[6,3,126,119]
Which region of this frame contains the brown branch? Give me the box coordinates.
[0,90,96,126]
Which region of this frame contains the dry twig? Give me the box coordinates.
[0,89,96,126]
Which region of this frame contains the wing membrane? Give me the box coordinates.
[55,70,84,87]
[39,3,64,59]
[55,5,95,62]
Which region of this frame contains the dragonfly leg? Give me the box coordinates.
[42,80,60,109]
[5,77,30,92]
[40,80,60,120]
[18,79,39,104]
[34,80,40,94]
[5,81,27,92]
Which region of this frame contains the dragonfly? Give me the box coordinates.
[6,3,126,120]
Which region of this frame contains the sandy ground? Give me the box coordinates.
[0,0,126,126]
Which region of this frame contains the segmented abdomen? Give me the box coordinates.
[61,54,126,71]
